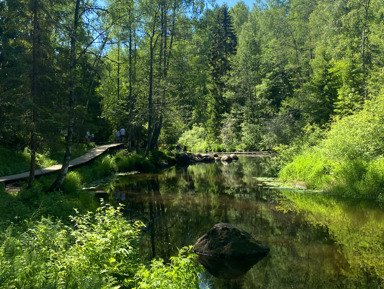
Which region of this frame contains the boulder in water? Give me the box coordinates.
[192,223,270,279]
[192,223,269,258]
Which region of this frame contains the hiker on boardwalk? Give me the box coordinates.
[115,129,120,142]
[85,131,91,143]
[120,127,126,142]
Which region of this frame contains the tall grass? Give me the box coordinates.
[279,95,384,200]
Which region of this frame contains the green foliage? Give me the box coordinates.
[0,148,30,176]
[0,202,144,289]
[147,150,173,166]
[61,171,83,194]
[134,246,203,289]
[178,126,209,152]
[0,199,206,289]
[279,148,333,189]
[79,155,117,184]
[280,95,384,199]
[239,122,263,151]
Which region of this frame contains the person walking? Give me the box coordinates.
[120,127,126,142]
[115,129,120,142]
[85,130,91,143]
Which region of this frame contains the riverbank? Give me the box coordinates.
[0,148,205,288]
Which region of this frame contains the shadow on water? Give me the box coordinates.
[198,254,267,280]
[96,156,384,289]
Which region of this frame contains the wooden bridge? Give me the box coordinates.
[0,143,124,183]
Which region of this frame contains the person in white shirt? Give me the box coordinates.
[120,128,126,142]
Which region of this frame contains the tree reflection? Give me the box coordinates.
[99,157,384,288]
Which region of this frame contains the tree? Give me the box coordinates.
[49,0,81,191]
[206,4,237,141]
[28,0,40,187]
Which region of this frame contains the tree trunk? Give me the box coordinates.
[145,8,160,156]
[28,0,39,188]
[151,2,176,148]
[128,6,134,151]
[145,33,155,157]
[361,0,371,99]
[49,0,80,192]
[117,40,120,100]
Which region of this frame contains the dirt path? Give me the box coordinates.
[0,143,123,183]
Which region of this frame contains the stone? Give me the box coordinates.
[221,155,232,162]
[230,154,239,160]
[192,223,269,259]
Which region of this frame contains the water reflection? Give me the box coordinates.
[99,156,384,289]
[198,254,267,280]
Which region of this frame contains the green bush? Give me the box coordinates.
[0,202,144,289]
[279,148,333,189]
[280,95,384,200]
[0,202,205,289]
[178,126,209,152]
[61,171,83,193]
[134,246,203,289]
[361,157,384,198]
[80,155,117,183]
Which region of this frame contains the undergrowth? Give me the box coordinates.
[0,202,203,289]
[279,95,384,201]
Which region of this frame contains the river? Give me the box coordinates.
[99,156,384,289]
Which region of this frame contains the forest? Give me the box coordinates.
[1,0,384,287]
[2,0,384,195]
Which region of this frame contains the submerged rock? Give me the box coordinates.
[192,223,269,258]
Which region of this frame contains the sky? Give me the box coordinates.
[214,0,254,8]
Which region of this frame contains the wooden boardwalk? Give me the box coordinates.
[0,143,124,183]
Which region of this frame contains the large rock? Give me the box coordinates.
[192,223,269,259]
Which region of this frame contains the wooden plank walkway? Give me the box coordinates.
[0,143,124,183]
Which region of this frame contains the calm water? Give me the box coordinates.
[101,156,384,289]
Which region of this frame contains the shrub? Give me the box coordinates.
[360,157,384,198]
[178,126,209,152]
[83,155,117,181]
[279,148,333,189]
[0,202,144,289]
[61,171,83,193]
[134,246,203,289]
[280,95,384,199]
[240,122,263,151]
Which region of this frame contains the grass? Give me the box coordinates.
[0,147,30,176]
[0,143,95,177]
